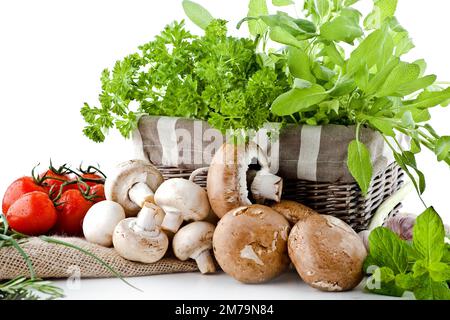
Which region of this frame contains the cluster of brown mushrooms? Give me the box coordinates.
[82,142,367,292]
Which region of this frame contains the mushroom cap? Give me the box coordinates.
[288,214,367,292]
[112,218,168,263]
[213,204,290,284]
[207,143,271,218]
[154,178,210,221]
[82,200,126,247]
[104,160,164,217]
[270,200,317,226]
[172,221,215,261]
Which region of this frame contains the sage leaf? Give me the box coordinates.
[376,62,421,97]
[347,140,372,195]
[405,88,450,109]
[182,0,214,30]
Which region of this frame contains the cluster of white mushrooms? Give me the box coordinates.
[82,142,367,291]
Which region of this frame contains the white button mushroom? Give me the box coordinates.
[154,178,210,233]
[172,221,216,274]
[112,202,168,263]
[207,142,283,218]
[104,160,164,217]
[82,200,126,247]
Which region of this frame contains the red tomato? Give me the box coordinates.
[89,184,105,203]
[53,189,94,236]
[41,170,71,195]
[2,177,47,214]
[6,191,57,235]
[80,173,104,187]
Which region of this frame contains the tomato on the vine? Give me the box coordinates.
[89,184,105,203]
[53,189,94,236]
[2,177,47,213]
[6,191,57,235]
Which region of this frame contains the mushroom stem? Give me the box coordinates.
[135,203,163,231]
[161,212,184,233]
[193,250,216,274]
[129,182,155,207]
[250,170,283,203]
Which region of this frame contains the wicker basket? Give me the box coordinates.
[156,163,404,232]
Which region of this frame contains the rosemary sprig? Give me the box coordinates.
[0,277,64,300]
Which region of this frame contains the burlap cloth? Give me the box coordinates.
[0,237,197,280]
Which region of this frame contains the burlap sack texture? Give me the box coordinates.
[0,237,198,280]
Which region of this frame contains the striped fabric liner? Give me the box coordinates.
[133,116,396,183]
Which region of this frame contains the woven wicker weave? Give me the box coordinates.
[156,163,404,232]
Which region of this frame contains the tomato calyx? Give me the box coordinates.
[79,163,107,179]
[52,180,97,205]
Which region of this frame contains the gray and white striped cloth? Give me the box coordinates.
[133,116,401,183]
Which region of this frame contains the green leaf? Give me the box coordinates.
[414,276,450,300]
[271,85,327,116]
[320,10,363,43]
[394,75,437,97]
[347,27,394,75]
[368,117,395,137]
[269,26,302,47]
[287,47,315,83]
[365,267,405,297]
[365,58,399,95]
[347,140,372,195]
[272,0,294,6]
[314,0,331,19]
[182,0,214,30]
[376,62,421,97]
[247,0,269,36]
[368,227,409,274]
[405,88,450,109]
[293,19,317,34]
[395,273,418,290]
[364,0,398,29]
[428,262,450,282]
[324,43,345,66]
[435,136,450,162]
[413,207,445,265]
[329,76,356,97]
[401,111,415,129]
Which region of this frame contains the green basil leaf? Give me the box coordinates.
[428,262,450,282]
[368,227,409,274]
[365,267,405,297]
[271,85,327,116]
[395,273,418,290]
[247,0,269,36]
[287,47,316,83]
[414,276,450,300]
[435,136,450,162]
[347,140,372,195]
[182,0,214,30]
[413,207,445,265]
[272,0,294,6]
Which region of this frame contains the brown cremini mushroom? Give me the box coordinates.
[288,214,367,292]
[104,160,164,217]
[270,200,318,226]
[207,142,283,218]
[172,221,216,274]
[213,204,290,284]
[154,178,210,233]
[112,202,168,263]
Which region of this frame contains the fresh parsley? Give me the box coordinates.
[82,18,289,142]
[364,207,450,300]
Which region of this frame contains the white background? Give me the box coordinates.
[0,0,449,299]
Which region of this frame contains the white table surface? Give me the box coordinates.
[52,270,401,300]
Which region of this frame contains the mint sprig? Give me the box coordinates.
[365,207,450,300]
